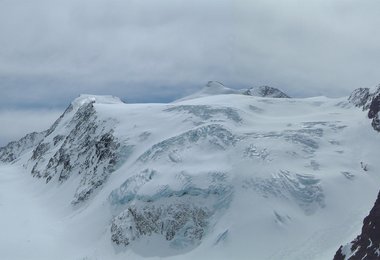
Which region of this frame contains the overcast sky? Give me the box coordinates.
[1,0,380,144]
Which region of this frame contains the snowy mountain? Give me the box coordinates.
[1,85,380,260]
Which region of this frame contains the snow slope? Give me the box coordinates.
[1,91,380,260]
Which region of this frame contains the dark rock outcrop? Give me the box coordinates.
[334,191,380,260]
[348,88,371,109]
[348,86,380,132]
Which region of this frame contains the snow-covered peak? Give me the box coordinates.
[203,81,238,95]
[176,81,240,102]
[243,86,290,98]
[71,94,124,109]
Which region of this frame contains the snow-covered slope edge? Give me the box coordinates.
[332,86,380,260]
[334,190,380,260]
[2,89,380,259]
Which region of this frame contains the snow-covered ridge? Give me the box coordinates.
[71,94,124,108]
[176,81,290,101]
[1,88,380,259]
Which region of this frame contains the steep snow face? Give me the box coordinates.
[243,85,290,98]
[2,92,380,259]
[334,191,380,260]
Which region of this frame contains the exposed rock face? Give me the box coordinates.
[0,131,46,163]
[27,95,129,204]
[348,88,371,109]
[243,86,290,98]
[334,191,380,260]
[348,86,380,132]
[368,94,380,132]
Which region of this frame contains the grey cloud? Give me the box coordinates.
[0,109,61,146]
[1,0,380,109]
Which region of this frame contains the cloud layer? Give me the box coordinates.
[1,0,380,108]
[0,109,61,146]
